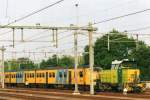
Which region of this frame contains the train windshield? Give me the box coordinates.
[121,61,137,68]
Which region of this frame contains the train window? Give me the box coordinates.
[20,74,22,78]
[36,73,38,77]
[39,73,42,78]
[27,73,29,78]
[29,73,31,78]
[25,73,26,78]
[37,73,38,77]
[19,74,21,78]
[42,73,45,77]
[16,74,18,78]
[59,72,62,78]
[18,74,20,78]
[64,72,67,78]
[43,73,45,77]
[41,73,43,77]
[52,72,55,78]
[79,71,83,77]
[49,73,51,78]
[32,73,34,78]
[17,74,19,78]
[5,75,7,78]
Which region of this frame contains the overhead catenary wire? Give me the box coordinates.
[0,30,12,37]
[10,8,150,42]
[5,0,65,26]
[3,4,150,59]
[125,26,150,32]
[2,8,150,49]
[93,8,150,25]
[0,40,52,43]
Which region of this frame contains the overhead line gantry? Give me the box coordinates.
[0,24,98,95]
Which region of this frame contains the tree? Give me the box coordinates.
[58,55,74,67]
[40,55,74,68]
[130,45,150,81]
[83,45,89,65]
[5,57,35,71]
[18,57,35,70]
[40,55,58,68]
[84,29,136,69]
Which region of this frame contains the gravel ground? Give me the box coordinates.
[0,88,149,100]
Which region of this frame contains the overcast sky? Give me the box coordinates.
[0,0,150,62]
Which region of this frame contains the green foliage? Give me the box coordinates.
[83,29,150,80]
[18,57,35,70]
[94,29,136,69]
[40,54,58,68]
[130,45,150,81]
[83,45,89,65]
[58,55,74,67]
[5,57,35,71]
[40,55,74,68]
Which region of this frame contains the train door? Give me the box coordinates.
[24,73,27,83]
[83,68,86,85]
[69,71,72,84]
[9,73,11,84]
[118,68,123,90]
[46,72,48,85]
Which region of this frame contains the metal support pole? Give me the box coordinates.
[56,29,58,48]
[88,23,94,95]
[8,61,11,71]
[0,46,6,88]
[107,34,110,51]
[73,30,80,94]
[52,29,55,42]
[19,63,21,70]
[21,28,23,41]
[55,29,59,65]
[136,34,139,50]
[12,28,15,48]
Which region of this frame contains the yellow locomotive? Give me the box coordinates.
[99,60,144,92]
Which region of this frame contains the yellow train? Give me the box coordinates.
[5,67,99,90]
[4,60,144,92]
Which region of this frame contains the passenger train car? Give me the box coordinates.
[4,67,100,90]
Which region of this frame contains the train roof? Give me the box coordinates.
[5,66,101,72]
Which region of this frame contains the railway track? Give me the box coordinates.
[0,88,149,100]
